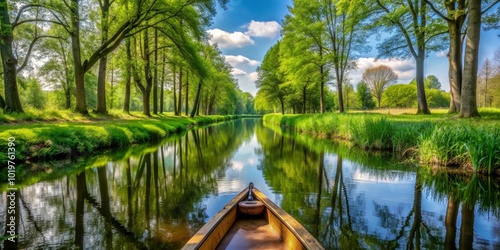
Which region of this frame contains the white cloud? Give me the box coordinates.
[247,72,259,81]
[231,68,247,75]
[436,50,447,57]
[231,161,244,171]
[225,55,260,67]
[207,29,254,48]
[350,58,416,85]
[244,20,282,38]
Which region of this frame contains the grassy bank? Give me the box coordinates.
[264,110,500,175]
[0,110,237,163]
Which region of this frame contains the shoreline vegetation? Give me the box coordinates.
[263,108,500,176]
[0,110,249,164]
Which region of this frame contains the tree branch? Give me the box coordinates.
[17,35,63,73]
[423,0,451,21]
[481,0,500,15]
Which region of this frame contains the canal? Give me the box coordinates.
[1,119,499,249]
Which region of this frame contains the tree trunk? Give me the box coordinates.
[447,21,463,113]
[460,0,481,118]
[415,54,431,114]
[319,49,325,113]
[459,204,474,249]
[123,38,131,113]
[173,65,177,114]
[336,72,345,113]
[416,1,430,115]
[444,196,459,250]
[142,88,151,116]
[190,79,203,117]
[70,0,88,115]
[279,95,285,115]
[96,0,109,114]
[160,53,165,113]
[0,0,23,113]
[303,85,306,114]
[444,0,466,113]
[96,54,108,113]
[185,71,189,116]
[178,67,183,115]
[142,29,152,116]
[0,94,5,109]
[153,29,158,115]
[65,89,71,109]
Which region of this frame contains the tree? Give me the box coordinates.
[362,65,398,107]
[427,89,450,108]
[281,0,329,113]
[410,75,442,89]
[45,0,227,115]
[460,0,481,118]
[0,0,24,112]
[356,82,375,109]
[425,0,500,113]
[382,84,417,108]
[424,0,467,113]
[425,75,442,89]
[478,58,494,107]
[323,0,372,113]
[38,27,73,109]
[374,0,447,114]
[256,42,287,114]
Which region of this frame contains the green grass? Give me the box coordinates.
[264,108,500,174]
[0,111,237,163]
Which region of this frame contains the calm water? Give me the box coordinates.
[1,119,499,249]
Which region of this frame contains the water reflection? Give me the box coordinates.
[1,119,499,249]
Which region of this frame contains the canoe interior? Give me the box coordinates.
[182,187,324,250]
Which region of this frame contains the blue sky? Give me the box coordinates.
[208,0,500,96]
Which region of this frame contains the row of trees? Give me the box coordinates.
[255,0,500,117]
[0,0,255,116]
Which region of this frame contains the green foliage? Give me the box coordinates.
[255,42,287,113]
[409,75,443,90]
[84,73,98,110]
[18,77,46,110]
[356,82,375,109]
[426,89,450,108]
[382,84,417,108]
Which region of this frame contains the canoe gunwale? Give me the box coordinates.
[182,187,324,250]
[252,188,325,250]
[181,188,248,250]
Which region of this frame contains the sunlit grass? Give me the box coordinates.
[0,112,236,164]
[264,109,500,174]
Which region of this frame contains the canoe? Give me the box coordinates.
[182,183,324,250]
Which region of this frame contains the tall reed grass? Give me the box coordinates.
[264,113,500,174]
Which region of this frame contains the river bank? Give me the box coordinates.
[264,111,500,175]
[0,112,238,164]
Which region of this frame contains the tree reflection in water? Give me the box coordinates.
[1,119,499,249]
[257,122,500,249]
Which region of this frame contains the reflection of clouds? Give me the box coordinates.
[248,158,256,165]
[231,160,244,171]
[352,169,414,184]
